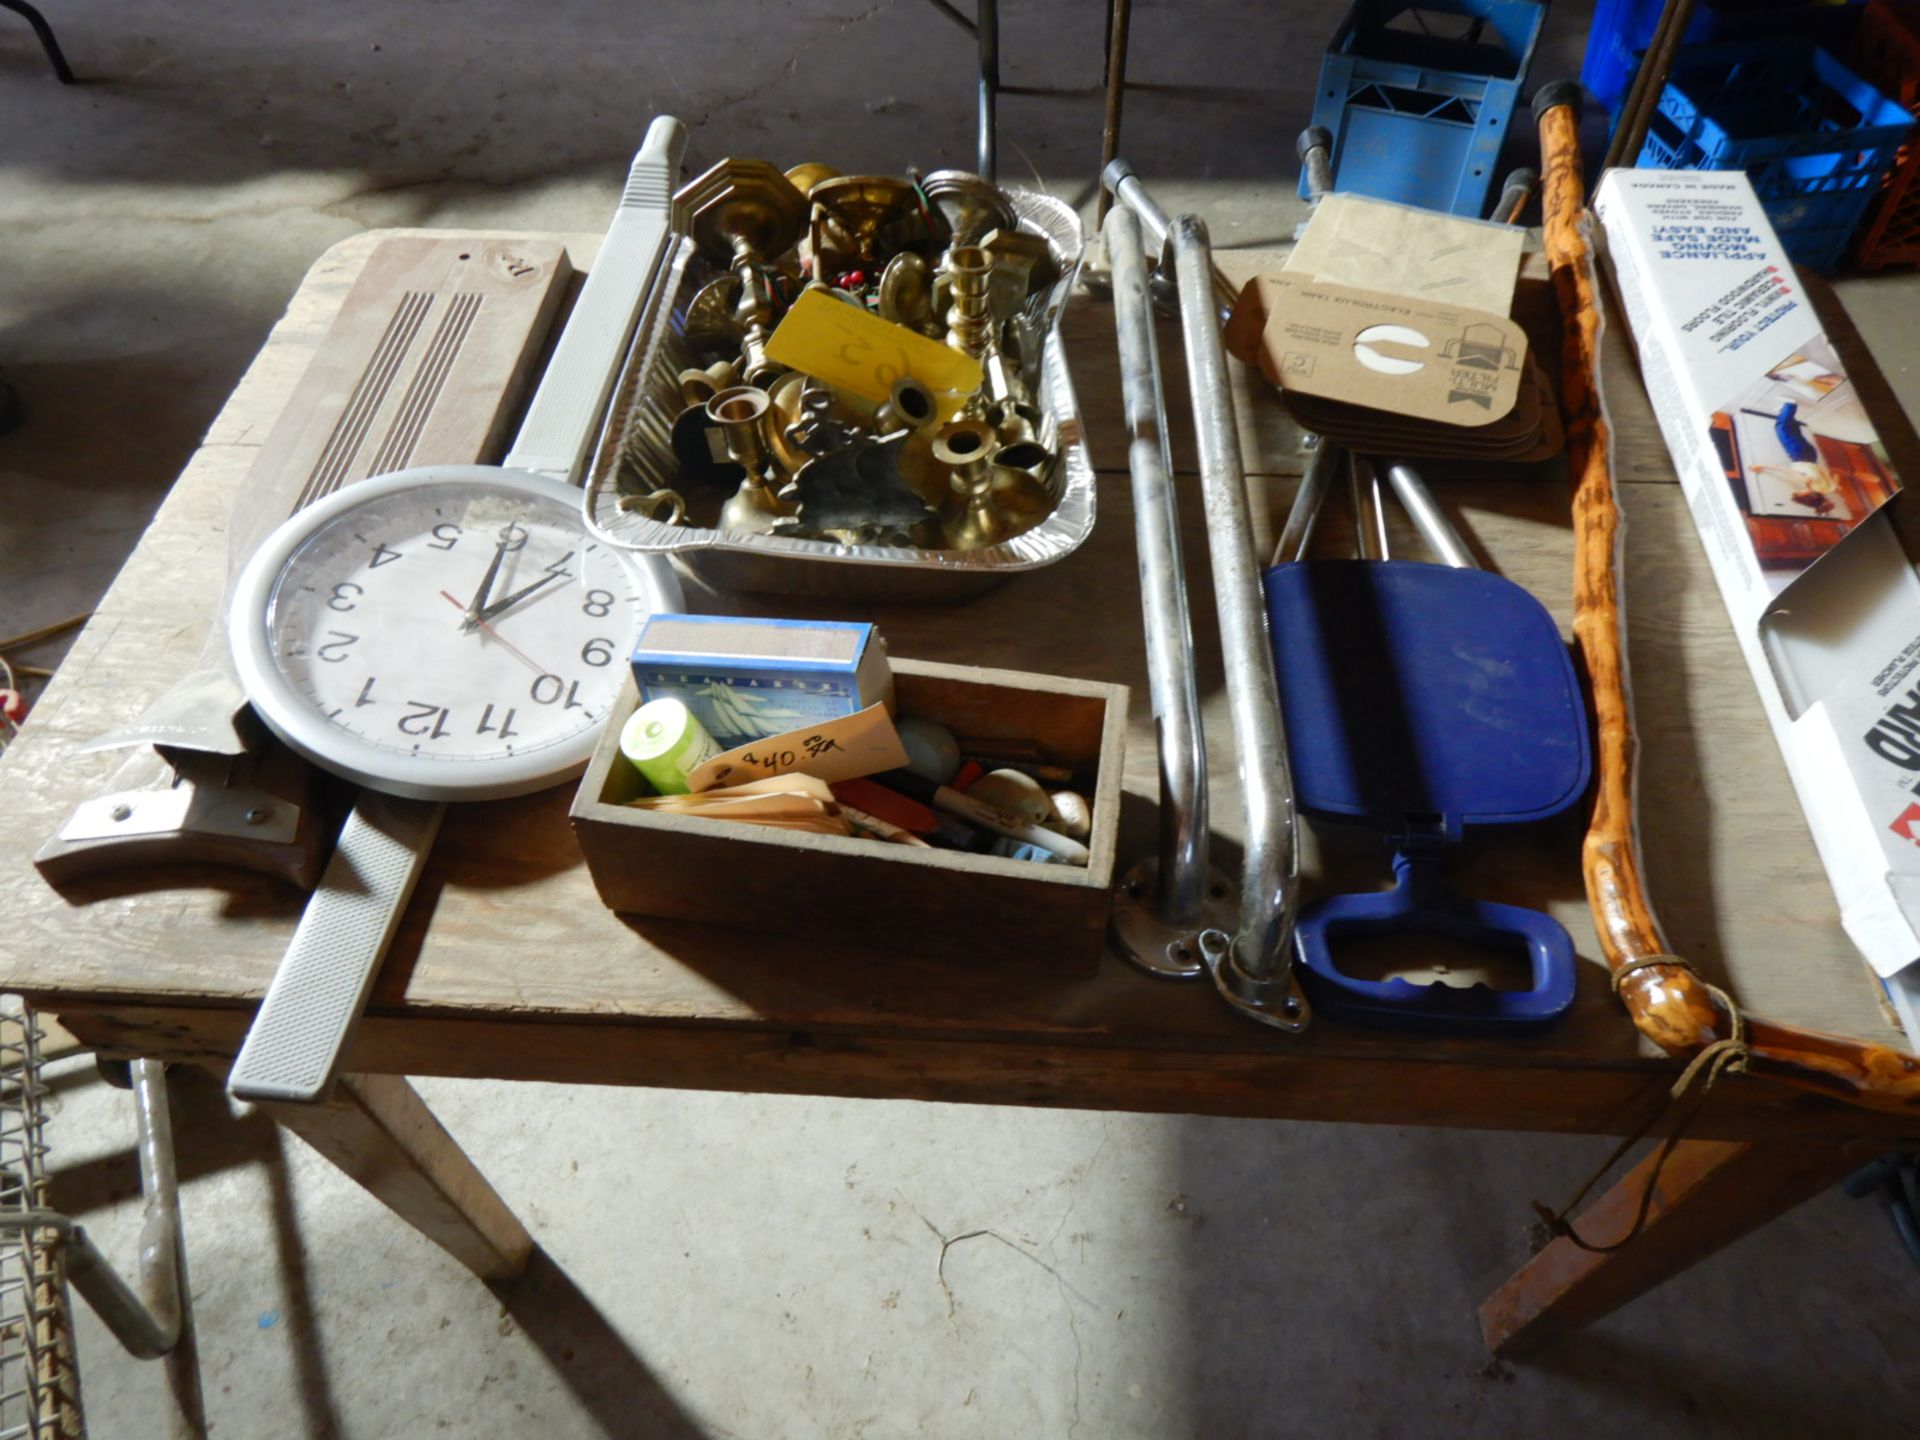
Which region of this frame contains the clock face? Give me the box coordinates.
[232,466,677,800]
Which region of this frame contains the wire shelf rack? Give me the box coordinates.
[0,1001,84,1440]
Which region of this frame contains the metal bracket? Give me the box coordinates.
[1201,929,1312,1033]
[1110,858,1238,979]
[58,779,298,847]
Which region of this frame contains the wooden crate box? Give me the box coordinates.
[570,659,1128,975]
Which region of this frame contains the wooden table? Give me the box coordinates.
[4,230,1915,1355]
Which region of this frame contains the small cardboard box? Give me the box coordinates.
[570,659,1128,974]
[1595,168,1920,1031]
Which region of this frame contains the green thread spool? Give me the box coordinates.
[620,697,721,795]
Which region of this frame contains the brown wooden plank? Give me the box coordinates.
[64,1006,1920,1144]
[257,1073,532,1281]
[1478,1139,1870,1355]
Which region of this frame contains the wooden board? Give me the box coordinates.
[231,235,572,539]
[31,235,573,886]
[0,230,1912,1146]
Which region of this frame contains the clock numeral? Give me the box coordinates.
[581,589,614,618]
[478,704,519,739]
[317,631,359,663]
[326,581,364,613]
[530,674,584,709]
[499,522,529,553]
[398,701,451,739]
[356,677,378,707]
[427,522,463,551]
[543,550,576,581]
[369,542,404,568]
[581,637,614,668]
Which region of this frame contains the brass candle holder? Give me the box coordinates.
[679,159,809,387]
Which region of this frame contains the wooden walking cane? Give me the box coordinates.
[1533,81,1920,1115]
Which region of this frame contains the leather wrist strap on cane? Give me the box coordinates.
[1530,957,1751,1255]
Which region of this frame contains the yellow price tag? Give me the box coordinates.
[764,288,984,419]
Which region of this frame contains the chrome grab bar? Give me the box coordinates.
[1169,214,1309,1031]
[1103,204,1233,978]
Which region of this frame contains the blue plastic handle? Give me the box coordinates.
[1295,852,1577,1032]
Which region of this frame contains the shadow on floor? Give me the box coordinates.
[492,1247,715,1440]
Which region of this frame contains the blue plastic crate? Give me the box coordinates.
[1581,0,1857,121]
[1302,0,1545,217]
[1635,38,1914,271]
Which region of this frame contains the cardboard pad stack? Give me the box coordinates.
[1223,194,1561,463]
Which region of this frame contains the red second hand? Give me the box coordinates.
[438,590,555,678]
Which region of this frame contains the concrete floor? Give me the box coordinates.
[5,2,1920,1436]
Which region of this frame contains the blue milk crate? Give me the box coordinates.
[1302,0,1546,218]
[1635,38,1914,271]
[1581,0,1859,122]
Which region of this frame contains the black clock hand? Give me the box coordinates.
[474,569,564,625]
[462,532,513,628]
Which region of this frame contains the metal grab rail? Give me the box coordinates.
[1104,206,1233,977]
[1169,216,1310,1031]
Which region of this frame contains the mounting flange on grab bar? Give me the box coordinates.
[1103,204,1236,978]
[1169,214,1310,1033]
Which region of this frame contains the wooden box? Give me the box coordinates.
[570,659,1128,975]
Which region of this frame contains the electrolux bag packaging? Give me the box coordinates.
[1595,167,1920,1034]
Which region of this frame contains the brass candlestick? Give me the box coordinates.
[810,175,918,276]
[708,386,792,535]
[680,159,808,387]
[942,246,993,359]
[934,420,1049,550]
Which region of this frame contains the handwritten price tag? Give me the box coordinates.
[764,288,983,418]
[686,702,909,793]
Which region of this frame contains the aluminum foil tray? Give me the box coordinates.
[582,190,1092,602]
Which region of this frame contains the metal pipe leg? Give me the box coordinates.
[1171,214,1309,1033]
[1350,454,1390,560]
[1383,461,1477,569]
[129,1061,184,1354]
[1097,0,1133,222]
[1105,205,1234,979]
[1273,441,1341,565]
[977,0,998,180]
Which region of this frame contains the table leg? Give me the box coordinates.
[976,0,998,181]
[1479,1138,1862,1356]
[258,1074,532,1281]
[1097,0,1132,222]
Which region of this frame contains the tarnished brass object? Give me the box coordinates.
[681,159,808,386]
[618,488,688,525]
[810,175,918,272]
[680,158,809,262]
[649,154,1068,555]
[784,161,842,195]
[678,360,738,407]
[781,434,942,548]
[684,274,746,358]
[873,376,938,435]
[991,401,1047,451]
[993,436,1055,480]
[670,403,742,489]
[980,225,1059,316]
[933,421,1050,550]
[943,245,993,358]
[709,386,792,535]
[922,170,1015,246]
[877,251,938,335]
